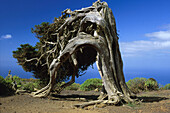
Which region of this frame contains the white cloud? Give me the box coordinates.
[145,30,170,41]
[1,34,12,39]
[120,40,170,52]
[120,25,170,57]
[120,40,170,57]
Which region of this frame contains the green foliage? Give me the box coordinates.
[31,22,50,39]
[13,20,67,83]
[17,85,22,88]
[13,75,22,85]
[12,44,49,83]
[13,10,98,85]
[80,78,102,91]
[126,77,147,94]
[4,75,23,89]
[23,82,35,92]
[21,79,44,92]
[164,83,170,90]
[32,79,44,89]
[127,77,160,94]
[1,75,49,94]
[13,44,38,72]
[144,78,159,91]
[0,76,15,96]
[65,83,80,90]
[4,77,13,84]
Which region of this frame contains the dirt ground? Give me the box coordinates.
[0,90,170,113]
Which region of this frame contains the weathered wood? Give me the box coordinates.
[73,100,104,108]
[31,0,136,106]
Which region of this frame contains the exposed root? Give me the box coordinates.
[73,100,105,109]
[73,94,139,109]
[31,85,51,98]
[97,92,107,100]
[73,94,120,108]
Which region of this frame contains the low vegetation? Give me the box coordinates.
[0,76,15,96]
[0,75,44,95]
[164,83,170,90]
[0,75,169,96]
[145,78,159,90]
[65,83,81,90]
[80,78,102,91]
[126,77,159,94]
[126,77,147,94]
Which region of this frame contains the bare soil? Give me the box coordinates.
[0,90,170,113]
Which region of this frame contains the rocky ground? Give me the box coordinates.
[0,90,170,113]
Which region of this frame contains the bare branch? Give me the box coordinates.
[44,41,57,45]
[25,58,38,62]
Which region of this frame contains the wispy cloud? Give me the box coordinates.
[145,30,170,41]
[1,34,12,39]
[120,40,170,56]
[120,24,170,57]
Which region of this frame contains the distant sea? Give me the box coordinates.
[0,64,169,86]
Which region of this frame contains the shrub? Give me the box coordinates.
[65,83,80,90]
[145,78,159,91]
[12,75,22,85]
[4,77,13,84]
[32,79,44,89]
[22,79,46,92]
[23,82,35,92]
[4,75,23,89]
[164,83,170,90]
[126,77,147,94]
[4,77,13,88]
[127,77,160,94]
[80,78,102,91]
[0,76,15,96]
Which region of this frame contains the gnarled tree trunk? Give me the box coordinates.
[31,0,136,106]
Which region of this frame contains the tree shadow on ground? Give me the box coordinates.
[137,96,169,103]
[49,90,169,103]
[51,94,99,100]
[51,94,169,103]
[50,90,100,101]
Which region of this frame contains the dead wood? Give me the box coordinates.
[31,0,136,106]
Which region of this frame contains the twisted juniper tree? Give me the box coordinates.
[13,0,136,106]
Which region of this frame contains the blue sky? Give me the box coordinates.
[0,0,170,85]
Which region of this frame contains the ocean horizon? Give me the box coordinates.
[0,64,169,86]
